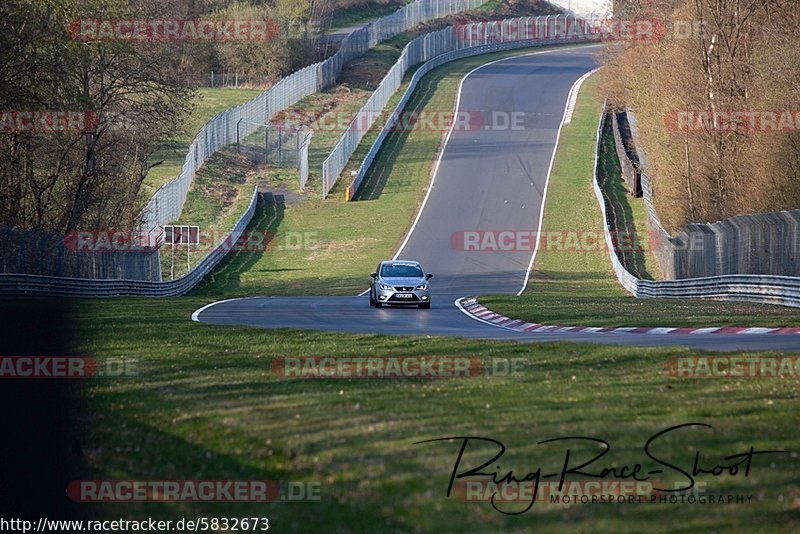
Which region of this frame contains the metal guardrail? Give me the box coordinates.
[323,15,602,199]
[0,187,259,297]
[593,105,800,308]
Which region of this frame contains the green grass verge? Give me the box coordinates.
[329,1,412,31]
[145,88,265,195]
[469,0,506,14]
[160,150,298,277]
[302,89,375,186]
[480,76,800,328]
[336,63,422,182]
[596,115,662,281]
[63,294,800,531]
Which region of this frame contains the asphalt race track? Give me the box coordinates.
[193,45,800,352]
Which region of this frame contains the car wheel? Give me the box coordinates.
[369,291,376,307]
[419,302,431,309]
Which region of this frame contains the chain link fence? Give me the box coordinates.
[611,107,800,281]
[596,105,800,307]
[0,227,161,281]
[236,121,313,186]
[322,14,602,198]
[207,71,261,88]
[140,0,491,236]
[318,0,488,90]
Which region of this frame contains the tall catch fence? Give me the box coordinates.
[141,0,492,230]
[236,122,313,187]
[616,110,800,280]
[597,104,800,308]
[0,227,161,281]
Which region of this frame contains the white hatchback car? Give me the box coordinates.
[369,260,433,309]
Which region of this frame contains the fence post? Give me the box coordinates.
[236,118,242,153]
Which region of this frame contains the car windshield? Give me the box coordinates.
[380,263,423,278]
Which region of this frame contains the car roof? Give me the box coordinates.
[381,260,421,266]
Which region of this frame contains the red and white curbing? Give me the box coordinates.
[456,297,800,336]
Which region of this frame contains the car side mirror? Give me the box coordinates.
[425,273,433,280]
[370,272,378,279]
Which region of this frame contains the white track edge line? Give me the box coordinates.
[191,297,259,322]
[516,66,602,297]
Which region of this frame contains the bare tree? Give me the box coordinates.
[0,0,193,234]
[600,0,800,232]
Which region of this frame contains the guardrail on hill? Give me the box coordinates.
[323,15,602,199]
[141,0,490,234]
[593,104,800,308]
[0,187,259,297]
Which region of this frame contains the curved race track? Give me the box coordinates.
[193,45,800,352]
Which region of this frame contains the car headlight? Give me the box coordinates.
[415,284,428,290]
[380,284,393,290]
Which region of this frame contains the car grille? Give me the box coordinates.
[394,286,415,292]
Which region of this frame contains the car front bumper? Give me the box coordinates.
[374,285,431,305]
